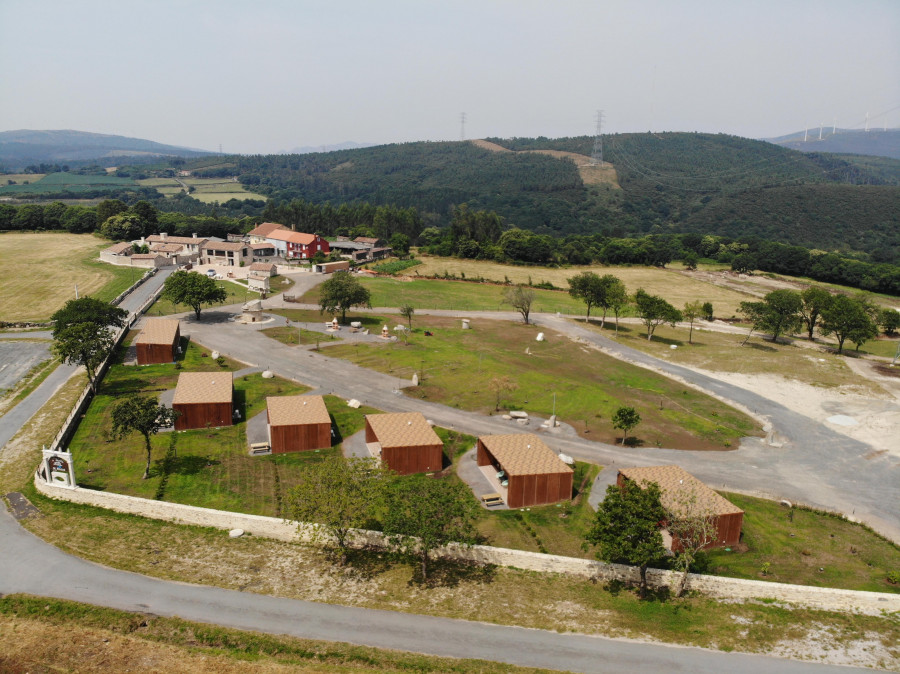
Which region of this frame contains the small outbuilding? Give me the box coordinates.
[135,318,180,365]
[172,371,234,430]
[476,433,574,508]
[616,465,744,550]
[266,395,332,453]
[315,260,351,274]
[365,412,443,475]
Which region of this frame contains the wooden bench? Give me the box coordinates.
[249,442,271,456]
[481,493,503,507]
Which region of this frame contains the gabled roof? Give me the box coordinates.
[135,318,179,346]
[618,465,743,517]
[267,395,330,427]
[149,243,184,253]
[202,241,249,252]
[266,229,317,245]
[130,253,164,260]
[247,222,287,237]
[366,412,441,448]
[478,434,572,477]
[173,372,233,405]
[249,262,276,271]
[251,243,275,250]
[146,234,206,245]
[104,242,132,255]
[354,236,381,245]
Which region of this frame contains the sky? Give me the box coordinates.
[1,0,898,154]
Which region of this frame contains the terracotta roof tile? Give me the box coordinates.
[366,412,440,448]
[267,395,330,426]
[146,234,206,245]
[266,229,317,245]
[247,222,287,237]
[172,372,233,405]
[135,318,179,346]
[479,434,572,477]
[618,465,743,517]
[202,241,249,252]
[104,242,132,254]
[249,262,276,271]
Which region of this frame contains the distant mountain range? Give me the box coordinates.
[764,128,900,160]
[0,130,213,169]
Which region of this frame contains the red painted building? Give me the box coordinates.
[264,230,330,260]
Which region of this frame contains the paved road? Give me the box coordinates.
[180,304,900,543]
[0,506,867,674]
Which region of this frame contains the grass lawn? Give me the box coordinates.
[706,493,900,594]
[855,337,900,359]
[145,279,260,316]
[0,232,135,321]
[580,320,878,391]
[397,254,755,317]
[317,314,760,450]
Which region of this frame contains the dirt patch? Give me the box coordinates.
[874,364,900,378]
[469,139,619,188]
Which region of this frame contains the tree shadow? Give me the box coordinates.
[338,546,394,581]
[410,557,496,589]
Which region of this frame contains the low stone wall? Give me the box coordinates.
[34,478,900,616]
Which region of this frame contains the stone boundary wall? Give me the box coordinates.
[34,478,900,616]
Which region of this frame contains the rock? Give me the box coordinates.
[780,500,792,508]
[347,399,361,409]
[502,414,512,420]
[261,370,274,379]
[411,373,419,386]
[211,351,220,359]
[558,453,575,465]
[229,529,244,538]
[351,321,362,328]
[516,418,529,425]
[549,414,557,427]
[509,411,529,419]
[536,332,544,342]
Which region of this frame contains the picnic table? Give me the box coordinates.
[481,493,503,507]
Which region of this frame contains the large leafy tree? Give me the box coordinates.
[567,271,604,322]
[633,289,682,340]
[285,456,388,565]
[382,475,479,581]
[799,286,833,340]
[53,322,115,394]
[162,270,228,320]
[111,397,177,479]
[585,480,666,597]
[757,289,802,342]
[318,271,372,323]
[51,297,127,338]
[820,295,878,354]
[880,308,900,336]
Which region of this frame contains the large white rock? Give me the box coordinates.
[536,332,545,342]
[229,529,244,538]
[261,370,274,379]
[509,410,529,419]
[558,453,575,465]
[347,399,361,409]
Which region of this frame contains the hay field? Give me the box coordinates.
[1,173,46,184]
[406,255,755,317]
[138,177,267,203]
[0,232,132,322]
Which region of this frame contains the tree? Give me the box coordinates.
[318,270,372,323]
[701,302,714,321]
[50,297,127,338]
[585,479,666,597]
[95,198,128,227]
[285,456,388,565]
[612,406,641,445]
[399,304,415,331]
[389,232,410,258]
[633,289,682,340]
[819,295,878,355]
[100,212,147,241]
[664,488,719,597]
[880,308,900,336]
[567,271,604,322]
[799,286,833,340]
[53,322,115,394]
[682,251,699,271]
[161,270,228,320]
[682,301,703,345]
[382,475,479,580]
[757,289,802,342]
[730,252,757,274]
[503,285,535,324]
[607,279,629,334]
[488,375,518,412]
[110,397,177,480]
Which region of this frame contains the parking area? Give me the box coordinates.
[0,340,51,391]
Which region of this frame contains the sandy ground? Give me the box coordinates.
[692,361,900,458]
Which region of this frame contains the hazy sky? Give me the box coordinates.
[1,0,898,154]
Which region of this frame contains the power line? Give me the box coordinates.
[460,112,467,141]
[590,110,604,166]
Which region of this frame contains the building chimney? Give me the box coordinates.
[193,233,198,239]
[160,232,168,241]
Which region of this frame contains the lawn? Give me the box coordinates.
[145,279,261,316]
[0,232,135,322]
[316,314,760,449]
[579,320,879,391]
[706,493,900,594]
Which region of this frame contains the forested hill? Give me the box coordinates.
[0,130,213,169]
[200,132,898,263]
[766,128,900,160]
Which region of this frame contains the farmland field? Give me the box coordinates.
[0,172,136,195]
[0,232,134,322]
[400,254,757,317]
[137,177,267,203]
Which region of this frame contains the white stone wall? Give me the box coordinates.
[34,478,900,616]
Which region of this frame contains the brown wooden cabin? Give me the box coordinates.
[266,395,331,453]
[364,412,443,475]
[172,372,233,430]
[477,434,574,508]
[135,318,180,365]
[617,465,744,550]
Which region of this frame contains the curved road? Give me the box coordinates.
[0,273,890,673]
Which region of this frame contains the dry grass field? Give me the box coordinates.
[405,255,756,317]
[1,173,46,184]
[0,232,133,322]
[138,177,267,203]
